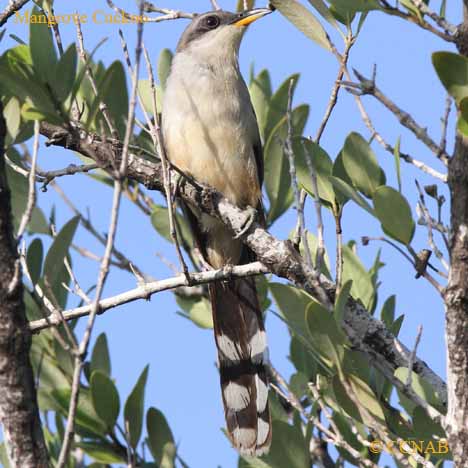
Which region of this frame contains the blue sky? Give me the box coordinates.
[2,0,459,466]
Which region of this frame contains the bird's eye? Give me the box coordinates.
[205,15,220,29]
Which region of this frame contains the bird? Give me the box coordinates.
[162,7,273,456]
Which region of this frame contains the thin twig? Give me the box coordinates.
[107,0,194,22]
[19,241,77,352]
[405,324,423,390]
[141,44,192,283]
[302,140,325,272]
[38,163,99,191]
[333,209,343,292]
[210,0,222,10]
[439,95,451,158]
[50,180,149,281]
[315,33,354,144]
[343,70,447,182]
[0,0,30,27]
[342,69,450,165]
[340,376,436,468]
[293,34,353,253]
[362,236,445,294]
[57,8,144,466]
[29,262,268,332]
[415,180,449,272]
[17,121,39,240]
[409,0,457,35]
[378,0,455,42]
[285,80,313,270]
[308,383,383,468]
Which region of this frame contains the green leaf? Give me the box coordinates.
[394,368,445,412]
[342,244,375,311]
[0,443,11,468]
[265,104,309,223]
[52,388,107,436]
[290,335,317,378]
[331,151,352,206]
[157,48,173,90]
[263,420,309,468]
[390,314,404,337]
[4,97,21,144]
[289,371,309,398]
[373,186,415,245]
[239,456,271,468]
[124,365,149,448]
[177,295,213,329]
[146,407,176,468]
[189,298,213,329]
[334,280,352,327]
[381,295,396,328]
[53,339,74,377]
[412,406,445,441]
[271,0,331,52]
[237,0,256,10]
[150,205,192,249]
[92,61,128,137]
[329,176,375,215]
[342,132,385,198]
[31,344,69,392]
[332,412,364,462]
[458,96,468,136]
[26,238,43,285]
[54,43,77,102]
[69,38,108,107]
[264,73,299,140]
[29,6,57,84]
[306,300,347,366]
[432,52,468,103]
[91,333,111,377]
[269,282,312,336]
[297,231,331,279]
[76,441,126,464]
[294,137,335,207]
[307,0,339,28]
[333,374,386,423]
[329,0,380,17]
[138,79,164,117]
[5,157,49,233]
[43,216,80,287]
[91,371,120,428]
[249,69,272,139]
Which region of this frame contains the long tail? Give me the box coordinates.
[209,277,272,456]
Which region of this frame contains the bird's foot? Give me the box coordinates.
[234,206,257,239]
[171,171,183,202]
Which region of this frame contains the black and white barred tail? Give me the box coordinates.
[209,277,272,456]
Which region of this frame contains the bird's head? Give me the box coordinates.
[176,8,272,57]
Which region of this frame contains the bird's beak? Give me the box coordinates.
[231,8,273,27]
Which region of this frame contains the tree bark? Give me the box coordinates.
[444,3,468,465]
[0,103,49,466]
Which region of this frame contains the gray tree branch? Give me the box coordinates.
[441,4,468,465]
[0,104,48,467]
[38,121,448,415]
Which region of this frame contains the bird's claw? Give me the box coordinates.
[171,172,183,202]
[234,206,257,239]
